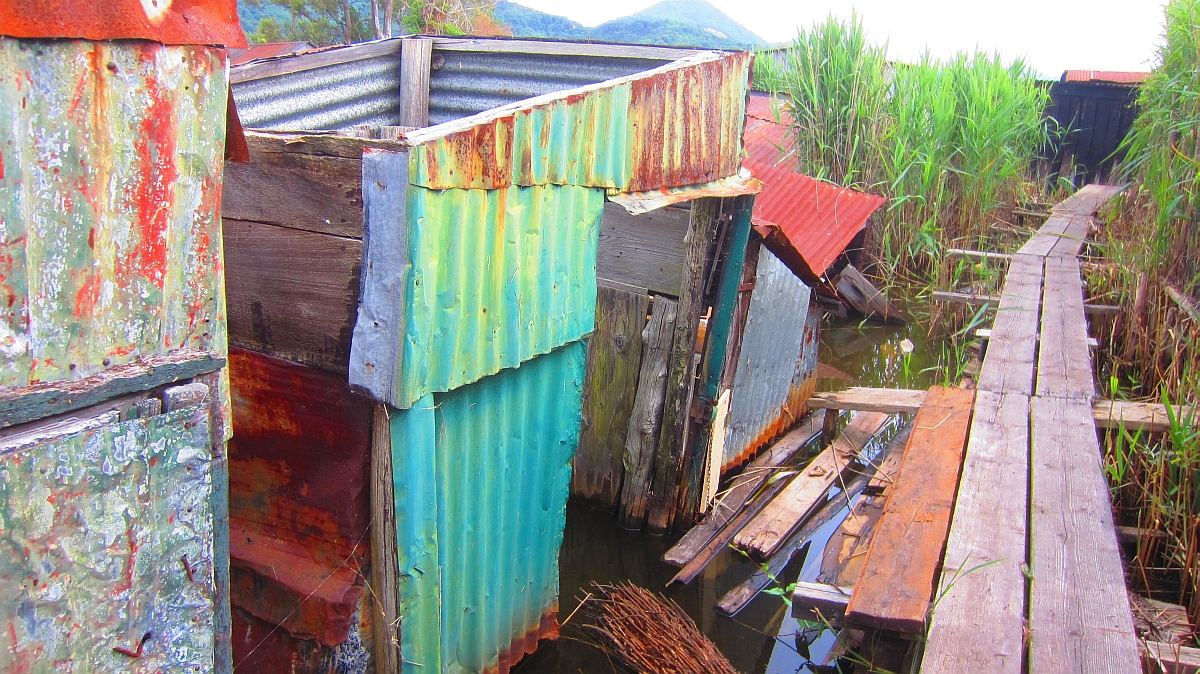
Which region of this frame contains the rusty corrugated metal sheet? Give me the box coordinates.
[0,403,216,671]
[0,39,231,415]
[389,342,585,674]
[1062,70,1148,84]
[607,170,761,215]
[230,41,317,67]
[722,249,819,469]
[0,0,245,47]
[405,50,752,192]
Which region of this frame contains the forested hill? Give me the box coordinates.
[495,1,766,50]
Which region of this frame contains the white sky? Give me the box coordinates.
[508,1,1167,78]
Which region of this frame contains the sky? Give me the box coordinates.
[507,1,1167,78]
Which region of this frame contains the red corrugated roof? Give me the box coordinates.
[230,41,316,66]
[0,0,246,47]
[1062,70,1149,84]
[742,92,885,282]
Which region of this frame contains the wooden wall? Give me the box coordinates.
[1043,81,1140,188]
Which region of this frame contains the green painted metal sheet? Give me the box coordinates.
[0,404,215,672]
[391,341,586,674]
[0,38,230,432]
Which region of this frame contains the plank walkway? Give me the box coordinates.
[922,184,1139,673]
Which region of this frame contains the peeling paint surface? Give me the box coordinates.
[0,38,230,428]
[390,342,585,674]
[0,405,215,673]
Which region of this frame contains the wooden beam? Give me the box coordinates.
[370,405,400,674]
[922,391,1029,674]
[1167,285,1200,324]
[844,387,975,634]
[732,411,892,559]
[834,264,906,324]
[808,387,926,414]
[0,350,223,429]
[945,249,1012,262]
[399,38,432,127]
[430,37,698,61]
[231,39,402,84]
[977,253,1043,395]
[617,297,678,529]
[932,290,1000,308]
[1037,257,1095,399]
[791,582,854,622]
[1143,641,1200,674]
[1094,400,1195,433]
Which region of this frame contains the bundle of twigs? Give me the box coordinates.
[581,582,739,674]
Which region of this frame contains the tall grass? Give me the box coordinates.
[755,16,1049,282]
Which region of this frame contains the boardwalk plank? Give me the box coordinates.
[977,254,1043,395]
[921,391,1029,674]
[1037,257,1095,400]
[1018,215,1070,256]
[1029,395,1140,673]
[844,387,975,634]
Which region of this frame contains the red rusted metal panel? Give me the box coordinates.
[230,41,316,66]
[0,0,246,47]
[1062,70,1148,84]
[227,347,373,648]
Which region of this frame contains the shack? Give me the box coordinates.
[223,36,758,673]
[0,3,245,673]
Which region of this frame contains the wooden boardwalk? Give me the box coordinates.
[921,185,1141,673]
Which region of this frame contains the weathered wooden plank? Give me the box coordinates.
[1018,214,1071,256]
[1131,594,1193,645]
[1037,256,1095,399]
[845,387,974,634]
[921,391,1029,674]
[597,203,690,298]
[732,411,892,559]
[370,405,400,674]
[1094,400,1195,433]
[1050,213,1093,257]
[573,286,650,506]
[399,38,433,127]
[791,582,854,622]
[1029,395,1140,673]
[932,290,1000,308]
[808,387,926,414]
[617,297,678,529]
[224,219,362,373]
[662,412,826,567]
[0,350,222,428]
[945,249,1012,262]
[834,264,906,324]
[648,199,722,532]
[977,254,1043,395]
[431,36,697,60]
[232,39,402,84]
[1053,184,1124,216]
[1144,642,1200,674]
[221,134,369,238]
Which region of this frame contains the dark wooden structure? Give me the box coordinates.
[1042,79,1141,188]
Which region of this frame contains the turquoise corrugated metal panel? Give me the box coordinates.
[387,183,600,408]
[0,404,215,672]
[404,51,752,192]
[390,342,585,674]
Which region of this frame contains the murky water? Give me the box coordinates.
[517,307,959,674]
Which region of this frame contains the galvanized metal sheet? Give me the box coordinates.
[0,39,231,420]
[0,404,215,672]
[722,249,818,468]
[351,170,602,409]
[406,50,753,192]
[390,342,586,674]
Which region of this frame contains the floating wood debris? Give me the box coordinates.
[834,264,907,324]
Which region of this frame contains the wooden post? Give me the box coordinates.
[647,199,722,533]
[399,38,432,128]
[616,298,678,529]
[370,404,400,674]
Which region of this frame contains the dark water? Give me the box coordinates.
[517,310,958,674]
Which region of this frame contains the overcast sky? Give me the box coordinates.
[508,1,1167,78]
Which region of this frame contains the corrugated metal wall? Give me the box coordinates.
[389,341,586,674]
[722,249,818,469]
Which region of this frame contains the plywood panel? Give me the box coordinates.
[597,202,689,297]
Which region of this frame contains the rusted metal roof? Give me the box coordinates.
[1062,70,1149,84]
[230,41,316,66]
[607,170,762,215]
[0,0,246,47]
[741,93,885,282]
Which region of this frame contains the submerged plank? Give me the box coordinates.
[1028,396,1139,673]
[977,254,1043,395]
[732,411,892,560]
[1037,257,1095,399]
[791,581,854,622]
[921,391,1029,674]
[807,387,926,414]
[845,387,975,634]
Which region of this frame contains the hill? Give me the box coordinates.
[494,0,765,50]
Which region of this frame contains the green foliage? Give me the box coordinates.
[243,0,374,45]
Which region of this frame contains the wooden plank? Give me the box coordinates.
[0,350,222,428]
[1050,213,1093,257]
[1018,214,1071,256]
[945,249,1012,262]
[224,219,362,374]
[1094,400,1195,433]
[977,254,1043,395]
[1167,285,1200,324]
[662,412,826,567]
[932,290,1000,308]
[1029,395,1140,673]
[1131,594,1193,644]
[1144,642,1200,674]
[807,387,926,414]
[231,39,402,84]
[370,405,400,674]
[791,581,854,621]
[617,297,678,529]
[430,36,698,61]
[1054,183,1124,215]
[222,134,369,239]
[573,286,650,506]
[732,411,892,559]
[399,38,432,127]
[921,391,1029,674]
[1037,256,1095,399]
[647,199,722,532]
[834,264,906,324]
[597,203,690,298]
[844,387,975,634]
